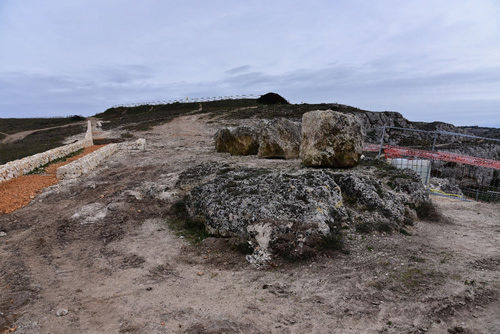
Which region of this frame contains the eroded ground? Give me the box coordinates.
[1,114,499,334]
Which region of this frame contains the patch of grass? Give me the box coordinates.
[120,132,135,139]
[356,222,372,234]
[394,267,444,291]
[0,133,5,141]
[229,237,254,255]
[0,115,85,134]
[166,199,209,243]
[319,233,345,252]
[409,255,426,263]
[399,228,412,236]
[0,124,86,164]
[28,148,84,174]
[464,279,476,286]
[399,268,425,289]
[97,102,200,131]
[376,222,393,233]
[439,252,453,264]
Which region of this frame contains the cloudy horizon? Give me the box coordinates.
[1,0,499,127]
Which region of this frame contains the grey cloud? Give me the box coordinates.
[225,65,252,75]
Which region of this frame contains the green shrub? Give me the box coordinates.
[166,199,209,243]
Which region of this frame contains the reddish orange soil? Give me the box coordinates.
[0,145,105,214]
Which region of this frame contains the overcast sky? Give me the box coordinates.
[1,0,499,127]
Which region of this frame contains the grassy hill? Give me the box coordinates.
[0,115,85,134]
[96,98,368,131]
[0,117,86,164]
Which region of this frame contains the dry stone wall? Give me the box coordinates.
[56,144,120,180]
[0,120,93,183]
[57,138,146,180]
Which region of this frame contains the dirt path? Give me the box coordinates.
[0,121,87,144]
[0,114,499,334]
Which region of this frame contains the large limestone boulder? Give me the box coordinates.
[214,126,259,156]
[257,118,301,159]
[186,167,348,260]
[300,110,365,168]
[180,162,431,262]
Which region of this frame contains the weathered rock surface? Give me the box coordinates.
[429,177,464,197]
[257,118,301,159]
[182,161,430,261]
[186,167,348,259]
[214,126,259,155]
[300,110,365,168]
[333,169,429,230]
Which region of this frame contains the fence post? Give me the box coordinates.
[431,133,437,151]
[377,126,386,159]
[476,189,479,201]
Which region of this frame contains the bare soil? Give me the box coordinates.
[0,114,499,334]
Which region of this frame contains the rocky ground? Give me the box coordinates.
[0,113,499,333]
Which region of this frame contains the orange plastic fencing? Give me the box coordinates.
[362,143,500,170]
[383,145,500,170]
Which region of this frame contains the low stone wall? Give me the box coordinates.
[56,139,147,180]
[0,120,93,183]
[0,139,93,183]
[57,144,120,180]
[120,138,146,151]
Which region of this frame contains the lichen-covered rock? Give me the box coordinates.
[258,118,301,159]
[214,126,259,155]
[333,169,430,230]
[176,161,230,190]
[300,110,365,168]
[186,168,348,259]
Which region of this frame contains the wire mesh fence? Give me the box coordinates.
[461,185,500,202]
[363,125,500,202]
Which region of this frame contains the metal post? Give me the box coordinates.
[476,189,479,201]
[431,133,437,151]
[425,159,431,186]
[377,126,386,159]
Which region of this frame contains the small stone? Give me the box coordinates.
[197,271,204,276]
[0,232,7,237]
[56,308,68,317]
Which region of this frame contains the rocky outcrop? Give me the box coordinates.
[333,170,429,230]
[186,167,348,260]
[257,118,301,159]
[300,110,365,168]
[429,177,464,196]
[182,162,430,262]
[214,127,259,156]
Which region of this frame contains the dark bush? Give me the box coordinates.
[257,92,289,105]
[416,201,450,223]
